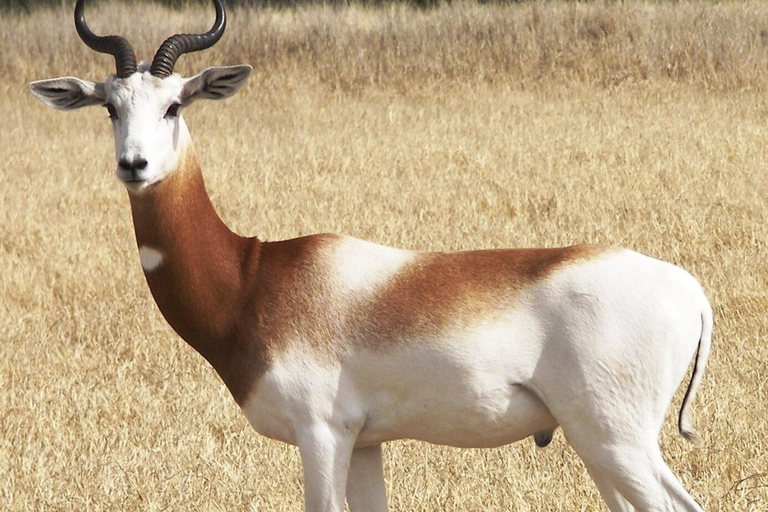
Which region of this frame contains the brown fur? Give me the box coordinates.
[349,245,610,346]
[129,149,354,403]
[128,148,611,404]
[129,149,260,403]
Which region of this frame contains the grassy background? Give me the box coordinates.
[2,1,768,510]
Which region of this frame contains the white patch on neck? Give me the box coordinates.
[139,246,164,272]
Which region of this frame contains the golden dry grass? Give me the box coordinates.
[2,1,768,510]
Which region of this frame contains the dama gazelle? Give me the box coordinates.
[30,1,712,510]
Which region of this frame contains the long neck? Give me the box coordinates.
[127,145,262,391]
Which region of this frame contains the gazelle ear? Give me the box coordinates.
[29,77,106,110]
[181,65,252,105]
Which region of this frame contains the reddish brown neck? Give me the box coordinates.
[127,148,262,393]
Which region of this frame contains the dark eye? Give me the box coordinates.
[164,103,181,119]
[104,103,118,121]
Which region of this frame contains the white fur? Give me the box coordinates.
[241,249,711,512]
[104,70,190,191]
[29,64,251,194]
[138,246,164,272]
[330,237,415,294]
[31,49,709,512]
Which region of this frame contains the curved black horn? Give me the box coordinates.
[150,0,226,79]
[74,0,137,79]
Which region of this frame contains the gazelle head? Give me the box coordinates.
[29,0,251,193]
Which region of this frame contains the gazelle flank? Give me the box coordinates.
[29,1,713,511]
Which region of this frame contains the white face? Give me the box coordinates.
[105,70,189,192]
[29,64,253,193]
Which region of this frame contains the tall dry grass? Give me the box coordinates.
[4,1,768,90]
[2,1,767,510]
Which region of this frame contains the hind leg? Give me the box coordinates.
[651,449,704,511]
[582,459,635,512]
[564,428,703,512]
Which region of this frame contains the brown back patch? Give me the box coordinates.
[237,243,611,363]
[350,244,612,346]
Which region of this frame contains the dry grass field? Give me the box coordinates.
[2,0,768,510]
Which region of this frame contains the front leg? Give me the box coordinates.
[297,424,356,512]
[346,444,389,512]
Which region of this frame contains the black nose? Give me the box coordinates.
[118,157,148,173]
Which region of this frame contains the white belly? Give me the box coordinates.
[240,325,557,449]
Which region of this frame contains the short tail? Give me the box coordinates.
[678,302,713,446]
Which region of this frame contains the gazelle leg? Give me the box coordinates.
[346,444,389,512]
[296,424,356,512]
[615,445,702,512]
[582,459,635,512]
[654,449,705,512]
[566,431,703,512]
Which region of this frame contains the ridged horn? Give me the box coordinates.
[150,0,226,79]
[74,0,137,79]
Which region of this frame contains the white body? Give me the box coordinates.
[29,12,712,509]
[238,238,712,512]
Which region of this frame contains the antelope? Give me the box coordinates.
[29,1,712,510]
